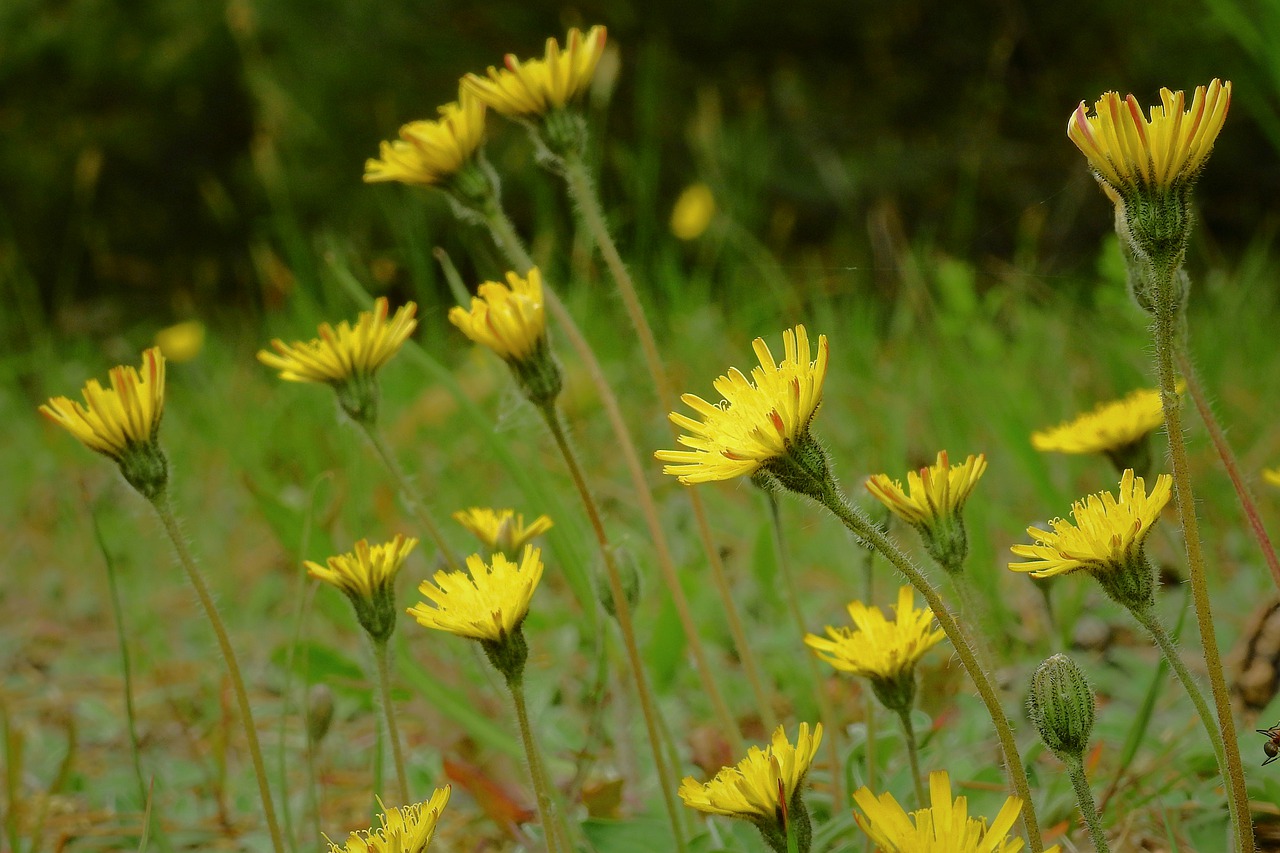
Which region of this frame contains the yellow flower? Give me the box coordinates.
[408,545,544,644]
[462,26,608,118]
[448,269,548,363]
[679,723,822,824]
[656,325,830,485]
[364,91,487,187]
[453,508,553,555]
[154,320,205,363]
[670,183,716,240]
[257,297,417,386]
[1032,387,1166,456]
[1067,79,1231,194]
[853,770,1058,853]
[325,787,451,853]
[1266,468,1280,488]
[40,347,166,463]
[866,452,987,528]
[804,586,945,683]
[1009,469,1172,580]
[306,535,418,640]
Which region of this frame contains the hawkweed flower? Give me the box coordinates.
[325,787,451,853]
[154,320,205,363]
[364,90,487,195]
[1032,387,1177,477]
[865,451,987,574]
[448,268,561,406]
[655,325,831,497]
[453,508,553,559]
[853,770,1057,853]
[408,545,544,683]
[1009,469,1173,612]
[39,347,168,499]
[1265,468,1280,488]
[670,183,716,241]
[679,723,823,853]
[257,297,417,425]
[306,535,418,642]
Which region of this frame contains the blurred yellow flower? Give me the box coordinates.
[1266,468,1280,488]
[408,545,544,643]
[448,269,548,364]
[40,347,166,462]
[325,786,451,853]
[854,770,1056,853]
[453,508,553,554]
[1068,80,1231,195]
[1009,469,1172,579]
[679,723,822,822]
[670,183,716,240]
[154,320,205,363]
[804,586,945,683]
[257,297,417,385]
[1031,388,1166,456]
[306,534,418,605]
[364,91,487,187]
[462,26,608,118]
[866,451,987,528]
[656,325,829,484]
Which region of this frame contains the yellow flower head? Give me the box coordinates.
[462,25,608,118]
[679,723,823,826]
[257,297,417,386]
[448,268,548,364]
[1266,468,1280,488]
[40,347,167,463]
[1032,387,1166,457]
[364,91,487,187]
[805,586,946,683]
[325,787,451,853]
[1068,79,1231,195]
[866,451,987,527]
[1009,469,1172,580]
[154,320,206,363]
[306,534,418,604]
[408,545,544,644]
[854,770,1058,853]
[453,508,553,555]
[670,182,716,241]
[656,325,829,485]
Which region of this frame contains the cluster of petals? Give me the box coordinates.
[257,297,418,385]
[656,324,829,484]
[854,770,1056,853]
[40,347,166,461]
[452,507,553,553]
[326,786,451,853]
[463,26,608,118]
[1067,79,1231,193]
[448,268,548,363]
[408,545,544,642]
[363,92,487,187]
[866,451,987,526]
[1008,469,1173,578]
[305,534,419,602]
[805,586,945,681]
[678,723,822,820]
[1031,387,1166,455]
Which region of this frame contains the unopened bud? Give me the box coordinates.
[307,684,335,745]
[1028,653,1095,760]
[597,546,642,620]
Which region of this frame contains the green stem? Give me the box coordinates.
[540,403,689,852]
[860,532,877,853]
[1064,754,1110,853]
[150,494,285,853]
[373,639,410,805]
[1151,302,1254,853]
[509,679,568,853]
[559,150,776,729]
[355,420,462,573]
[818,489,1042,852]
[895,707,926,809]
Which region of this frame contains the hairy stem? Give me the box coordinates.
[1064,754,1110,853]
[895,707,926,808]
[509,679,569,853]
[372,639,409,805]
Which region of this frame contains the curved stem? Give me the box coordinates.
[540,403,690,851]
[1064,754,1110,853]
[509,679,568,853]
[818,489,1043,852]
[1152,303,1254,853]
[355,421,462,573]
[373,639,409,805]
[895,707,926,808]
[151,494,285,853]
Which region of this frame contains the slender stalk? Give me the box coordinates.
[1177,349,1280,591]
[1063,754,1110,853]
[354,420,462,573]
[895,707,926,808]
[818,488,1042,852]
[560,151,776,728]
[1151,303,1254,853]
[372,639,410,805]
[509,679,568,853]
[766,493,845,808]
[150,494,285,853]
[481,200,744,753]
[540,403,689,852]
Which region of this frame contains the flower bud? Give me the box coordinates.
[1028,653,1096,761]
[597,546,642,620]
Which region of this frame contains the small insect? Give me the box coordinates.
[1257,721,1280,766]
